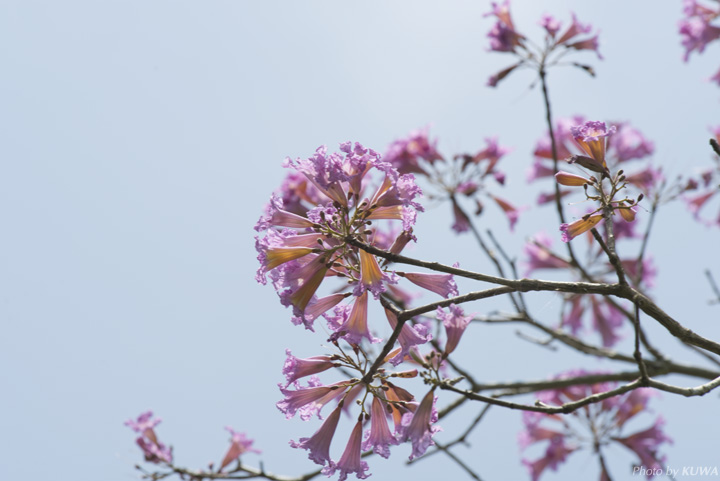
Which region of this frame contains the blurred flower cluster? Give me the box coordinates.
[679,0,720,85]
[125,412,259,474]
[519,371,671,481]
[384,127,520,234]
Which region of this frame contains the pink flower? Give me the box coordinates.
[328,292,381,346]
[612,388,656,428]
[450,201,471,233]
[523,232,569,275]
[398,271,458,298]
[399,390,441,460]
[384,127,443,175]
[358,249,393,299]
[615,417,673,476]
[519,371,670,480]
[437,304,472,355]
[590,297,623,348]
[487,20,524,52]
[325,420,371,481]
[679,15,720,61]
[556,13,592,44]
[492,195,523,231]
[125,411,161,435]
[523,437,577,481]
[465,137,512,175]
[567,34,602,59]
[384,308,432,366]
[282,349,337,387]
[555,171,591,186]
[290,404,343,466]
[624,166,664,193]
[219,427,260,471]
[277,378,349,421]
[518,412,564,449]
[539,14,561,37]
[560,214,603,242]
[686,190,716,217]
[570,120,617,168]
[362,396,400,458]
[620,257,658,288]
[710,65,720,85]
[125,411,173,464]
[561,295,585,336]
[608,124,655,162]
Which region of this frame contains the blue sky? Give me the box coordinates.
[1,1,719,480]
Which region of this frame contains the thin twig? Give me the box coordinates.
[705,269,720,305]
[438,378,643,414]
[590,227,627,286]
[632,303,650,384]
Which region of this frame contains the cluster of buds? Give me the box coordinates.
[484,0,602,87]
[384,127,520,234]
[553,121,644,242]
[679,0,720,85]
[519,371,671,481]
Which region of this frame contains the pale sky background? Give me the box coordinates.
[2,1,719,480]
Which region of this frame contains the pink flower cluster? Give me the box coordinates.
[530,116,658,206]
[484,1,602,87]
[124,412,259,472]
[385,128,520,233]
[679,0,720,85]
[255,141,455,335]
[525,231,657,348]
[125,411,173,464]
[279,361,441,479]
[519,371,671,481]
[257,142,474,479]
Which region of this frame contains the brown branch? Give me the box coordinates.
[438,378,643,414]
[141,463,324,481]
[590,226,627,286]
[632,303,651,385]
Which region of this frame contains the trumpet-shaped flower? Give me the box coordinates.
[570,121,617,168]
[283,349,337,387]
[383,127,443,175]
[362,396,400,458]
[615,418,673,473]
[125,411,173,464]
[559,214,603,242]
[384,308,431,366]
[219,427,260,471]
[437,304,472,355]
[398,389,441,460]
[523,232,569,275]
[290,404,343,466]
[523,437,577,481]
[277,378,349,421]
[554,171,591,186]
[325,420,370,481]
[328,292,381,346]
[398,271,458,298]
